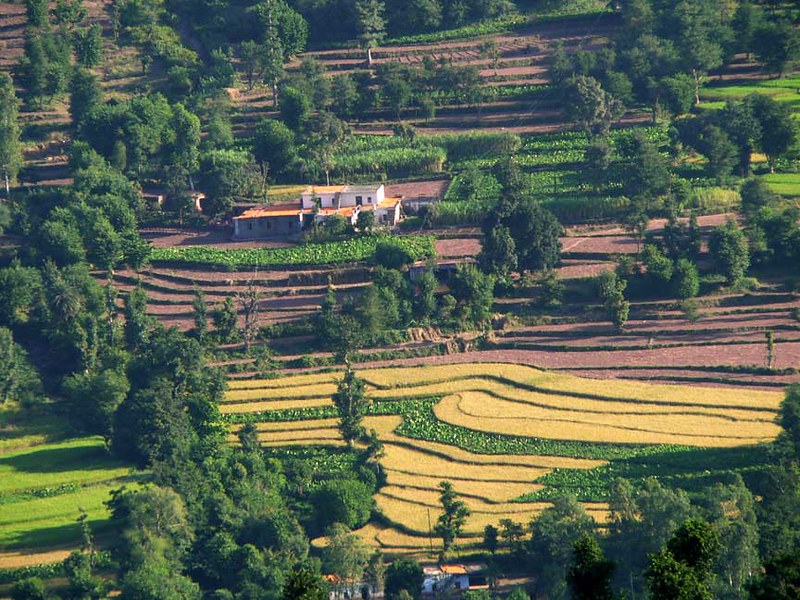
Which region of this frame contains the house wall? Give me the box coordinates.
[233,215,303,240]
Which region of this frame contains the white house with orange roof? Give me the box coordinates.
[232,184,403,240]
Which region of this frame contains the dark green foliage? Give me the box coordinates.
[252,119,296,179]
[312,478,374,532]
[567,535,614,600]
[0,73,23,195]
[646,519,720,600]
[618,130,670,200]
[331,366,370,445]
[373,241,415,270]
[284,567,329,600]
[529,495,594,598]
[62,367,129,441]
[779,386,800,460]
[709,219,750,287]
[483,525,498,554]
[11,577,48,600]
[671,258,699,300]
[449,264,494,326]
[212,297,238,343]
[73,24,103,67]
[280,86,312,131]
[69,67,103,129]
[385,559,423,600]
[562,75,623,137]
[479,224,517,280]
[753,20,800,77]
[198,149,264,216]
[748,550,800,600]
[597,271,629,332]
[0,327,42,406]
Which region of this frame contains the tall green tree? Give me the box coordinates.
[529,495,594,599]
[709,219,750,287]
[69,67,102,129]
[332,366,370,446]
[567,534,614,600]
[0,73,23,197]
[355,0,386,66]
[434,481,470,553]
[646,519,720,600]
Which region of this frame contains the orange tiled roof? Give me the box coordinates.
[440,565,468,575]
[235,203,305,219]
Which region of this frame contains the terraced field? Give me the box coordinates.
[222,363,783,555]
[0,422,141,569]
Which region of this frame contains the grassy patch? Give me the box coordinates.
[0,438,132,497]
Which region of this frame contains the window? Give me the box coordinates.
[247,221,253,230]
[267,221,272,229]
[355,196,363,206]
[368,196,372,203]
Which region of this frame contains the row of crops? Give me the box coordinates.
[150,235,436,269]
[307,132,522,180]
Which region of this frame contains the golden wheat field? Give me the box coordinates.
[221,362,782,552]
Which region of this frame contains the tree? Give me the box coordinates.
[69,67,102,129]
[700,124,738,183]
[753,20,800,78]
[529,495,594,598]
[279,86,312,131]
[483,525,499,554]
[123,283,151,351]
[355,0,385,66]
[62,368,130,442]
[562,75,623,137]
[709,219,750,287]
[253,119,296,179]
[212,297,238,343]
[671,258,699,300]
[619,130,670,201]
[237,280,261,352]
[478,224,517,280]
[567,534,614,600]
[332,366,370,446]
[0,73,23,197]
[165,104,200,192]
[323,523,370,598]
[25,0,49,29]
[748,550,800,600]
[238,41,267,90]
[494,199,563,274]
[779,385,800,459]
[449,264,494,326]
[198,149,265,216]
[192,287,207,340]
[385,559,423,600]
[646,519,720,600]
[73,24,103,67]
[434,481,470,553]
[597,271,629,332]
[0,327,41,406]
[284,567,329,600]
[11,577,48,600]
[750,94,797,171]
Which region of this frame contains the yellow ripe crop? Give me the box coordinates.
[377,442,550,482]
[434,392,779,447]
[534,372,782,409]
[224,383,338,402]
[221,398,332,413]
[228,373,340,390]
[384,470,541,503]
